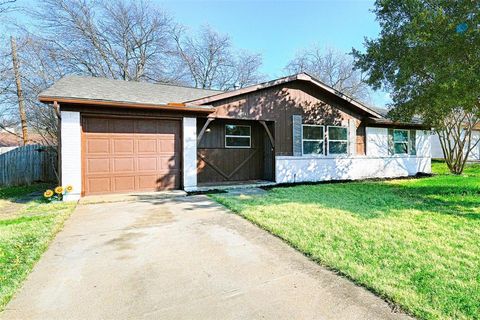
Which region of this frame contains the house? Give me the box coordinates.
[431,131,480,161]
[39,73,431,200]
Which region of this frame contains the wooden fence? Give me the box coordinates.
[0,144,58,186]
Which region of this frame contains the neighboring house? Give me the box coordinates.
[0,131,49,148]
[431,131,480,161]
[38,73,431,200]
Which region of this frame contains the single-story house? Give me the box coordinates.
[39,73,432,200]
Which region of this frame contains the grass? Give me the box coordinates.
[211,161,480,320]
[0,184,76,310]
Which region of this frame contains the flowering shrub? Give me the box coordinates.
[44,185,73,202]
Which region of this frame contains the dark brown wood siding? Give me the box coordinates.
[209,81,367,156]
[197,119,272,184]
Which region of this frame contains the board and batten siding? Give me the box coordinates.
[210,81,368,156]
[196,119,269,184]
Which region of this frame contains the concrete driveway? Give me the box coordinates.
[2,195,411,320]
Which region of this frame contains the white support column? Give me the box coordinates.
[61,111,82,201]
[183,117,197,191]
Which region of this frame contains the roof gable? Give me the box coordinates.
[186,73,384,119]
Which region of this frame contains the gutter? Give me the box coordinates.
[365,117,431,129]
[38,96,216,113]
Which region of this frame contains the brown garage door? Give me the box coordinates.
[82,116,181,195]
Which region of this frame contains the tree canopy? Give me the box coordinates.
[352,0,480,126]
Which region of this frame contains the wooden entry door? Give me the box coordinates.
[82,116,181,195]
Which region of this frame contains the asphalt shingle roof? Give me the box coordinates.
[39,76,222,105]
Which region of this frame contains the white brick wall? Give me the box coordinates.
[276,127,432,184]
[276,156,431,183]
[366,127,389,157]
[60,111,81,201]
[183,117,197,191]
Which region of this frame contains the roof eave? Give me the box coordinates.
[38,96,216,113]
[365,117,430,129]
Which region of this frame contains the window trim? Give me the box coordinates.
[393,129,409,155]
[327,125,349,155]
[225,124,251,148]
[302,124,325,156]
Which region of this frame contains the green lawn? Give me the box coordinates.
[0,184,76,310]
[212,161,480,320]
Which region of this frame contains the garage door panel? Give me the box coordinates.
[138,157,158,171]
[112,139,135,154]
[113,176,136,192]
[83,116,181,195]
[86,138,110,154]
[159,155,178,170]
[158,139,177,153]
[86,158,110,174]
[137,175,159,190]
[157,173,180,189]
[137,139,157,153]
[113,158,135,172]
[87,177,111,194]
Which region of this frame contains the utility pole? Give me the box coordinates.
[10,36,28,145]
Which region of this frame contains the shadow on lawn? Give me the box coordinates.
[222,179,480,220]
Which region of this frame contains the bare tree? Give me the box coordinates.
[174,25,264,90]
[34,0,178,82]
[0,0,16,14]
[285,46,371,102]
[10,36,28,144]
[436,107,480,174]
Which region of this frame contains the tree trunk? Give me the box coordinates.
[10,36,28,145]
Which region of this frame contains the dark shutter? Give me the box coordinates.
[388,128,394,155]
[292,115,302,156]
[409,130,417,155]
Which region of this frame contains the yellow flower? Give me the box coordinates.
[44,189,54,198]
[55,186,64,194]
[65,185,73,193]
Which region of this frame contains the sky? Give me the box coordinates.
[4,0,391,107]
[157,0,391,107]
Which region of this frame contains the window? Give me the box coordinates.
[302,125,324,155]
[393,129,409,154]
[328,126,348,154]
[225,125,251,148]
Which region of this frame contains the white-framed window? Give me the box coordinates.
[393,129,409,154]
[225,124,251,148]
[327,126,348,155]
[302,125,324,155]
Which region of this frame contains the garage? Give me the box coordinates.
[82,116,181,195]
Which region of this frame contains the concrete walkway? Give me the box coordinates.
[2,195,411,320]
